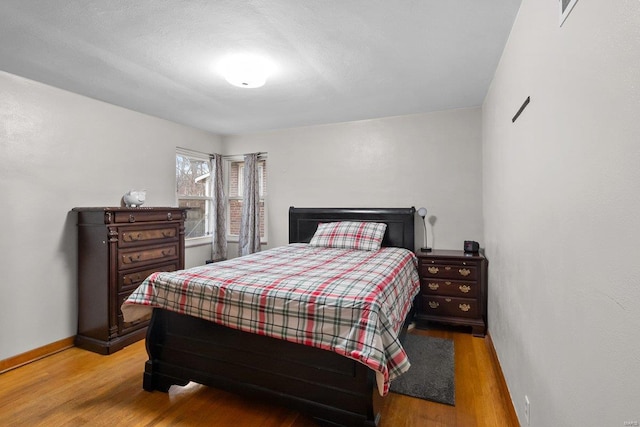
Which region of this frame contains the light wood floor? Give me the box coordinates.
[0,327,518,427]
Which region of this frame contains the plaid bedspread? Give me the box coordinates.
[121,243,420,395]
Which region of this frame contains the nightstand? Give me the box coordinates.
[414,249,488,337]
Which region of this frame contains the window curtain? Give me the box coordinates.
[238,153,261,256]
[211,154,227,261]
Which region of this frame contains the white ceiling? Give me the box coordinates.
[0,0,521,135]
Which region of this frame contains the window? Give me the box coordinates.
[236,164,265,198]
[225,157,267,241]
[176,149,213,242]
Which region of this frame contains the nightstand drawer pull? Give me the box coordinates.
[459,285,471,293]
[428,301,439,309]
[445,298,452,302]
[445,266,451,271]
[445,281,452,285]
[428,283,439,290]
[428,267,439,274]
[459,268,471,277]
[459,304,471,312]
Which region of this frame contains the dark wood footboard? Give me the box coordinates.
[144,309,382,426]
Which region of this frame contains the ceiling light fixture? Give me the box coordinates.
[219,53,275,89]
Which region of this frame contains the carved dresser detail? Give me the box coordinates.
[73,207,186,354]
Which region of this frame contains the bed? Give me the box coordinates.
[122,207,419,427]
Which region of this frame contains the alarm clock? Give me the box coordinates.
[464,240,479,253]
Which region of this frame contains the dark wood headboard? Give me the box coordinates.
[288,207,415,251]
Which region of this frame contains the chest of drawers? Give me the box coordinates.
[73,207,186,354]
[414,250,488,337]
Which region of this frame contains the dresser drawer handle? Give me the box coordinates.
[428,283,439,290]
[167,212,173,220]
[162,230,174,238]
[445,266,451,271]
[445,298,452,302]
[124,273,143,285]
[459,303,471,312]
[459,268,471,277]
[445,281,452,285]
[125,254,142,263]
[161,249,174,256]
[459,285,471,293]
[124,232,143,242]
[428,301,439,309]
[428,267,439,274]
[129,215,136,223]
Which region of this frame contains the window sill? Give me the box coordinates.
[187,236,268,247]
[227,236,268,245]
[185,236,211,248]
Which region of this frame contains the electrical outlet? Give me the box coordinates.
[524,395,531,426]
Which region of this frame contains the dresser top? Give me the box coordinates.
[415,249,485,260]
[73,207,187,225]
[72,207,184,211]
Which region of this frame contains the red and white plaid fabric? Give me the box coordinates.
[309,221,387,251]
[122,243,419,395]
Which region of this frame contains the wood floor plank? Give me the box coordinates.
[0,326,517,426]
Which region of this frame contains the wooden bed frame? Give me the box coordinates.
[142,207,416,427]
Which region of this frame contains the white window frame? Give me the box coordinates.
[237,164,265,198]
[176,148,214,247]
[223,155,268,244]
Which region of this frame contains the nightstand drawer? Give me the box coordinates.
[420,278,478,297]
[420,263,477,280]
[421,295,478,318]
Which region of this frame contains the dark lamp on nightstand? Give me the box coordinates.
[417,207,431,252]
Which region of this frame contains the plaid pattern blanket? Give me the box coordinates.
[122,243,420,395]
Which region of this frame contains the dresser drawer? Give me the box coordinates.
[421,295,478,318]
[119,224,179,248]
[119,243,178,270]
[113,209,182,224]
[117,293,149,335]
[421,278,478,297]
[419,262,477,280]
[119,263,179,293]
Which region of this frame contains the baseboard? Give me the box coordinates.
[0,336,75,374]
[486,332,520,426]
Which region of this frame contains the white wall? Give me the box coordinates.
[0,71,222,360]
[223,108,484,253]
[0,70,483,361]
[483,1,640,426]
